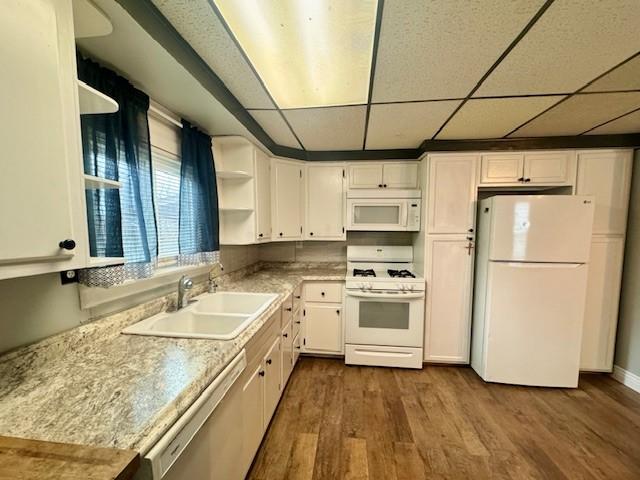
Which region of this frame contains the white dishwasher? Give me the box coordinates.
[143,349,246,480]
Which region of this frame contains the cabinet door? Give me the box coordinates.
[263,336,282,426]
[304,304,343,353]
[272,160,303,240]
[1,0,84,274]
[293,333,301,367]
[306,165,345,240]
[425,236,474,363]
[348,164,383,189]
[576,150,632,235]
[382,162,419,188]
[580,236,625,372]
[254,150,271,241]
[480,153,524,184]
[241,364,264,470]
[281,320,294,386]
[523,151,572,184]
[427,155,478,234]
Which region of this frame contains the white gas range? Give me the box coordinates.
[345,246,425,369]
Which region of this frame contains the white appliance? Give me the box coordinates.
[346,189,421,231]
[471,195,595,388]
[345,246,425,368]
[145,350,246,479]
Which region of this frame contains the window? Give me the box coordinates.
[152,147,181,264]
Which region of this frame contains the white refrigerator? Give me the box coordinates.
[471,195,595,388]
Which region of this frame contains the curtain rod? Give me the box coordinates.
[149,102,183,129]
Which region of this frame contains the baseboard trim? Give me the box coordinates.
[611,365,640,393]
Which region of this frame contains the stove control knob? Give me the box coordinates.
[397,284,405,291]
[366,283,373,290]
[405,284,414,292]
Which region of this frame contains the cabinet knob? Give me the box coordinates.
[295,321,301,324]
[295,346,301,350]
[259,370,265,377]
[378,184,383,188]
[336,309,340,315]
[468,228,474,233]
[321,292,325,296]
[285,307,292,312]
[266,358,272,365]
[309,232,314,236]
[58,239,76,251]
[518,177,524,182]
[258,233,263,238]
[295,295,301,299]
[283,333,288,338]
[383,184,388,188]
[279,232,283,236]
[524,178,531,183]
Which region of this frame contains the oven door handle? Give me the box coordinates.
[346,291,424,299]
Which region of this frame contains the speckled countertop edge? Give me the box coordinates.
[0,263,345,455]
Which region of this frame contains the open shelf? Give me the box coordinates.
[78,80,118,115]
[72,0,113,39]
[216,170,252,179]
[219,207,254,213]
[88,256,125,267]
[84,174,122,189]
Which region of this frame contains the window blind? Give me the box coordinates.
[152,147,181,260]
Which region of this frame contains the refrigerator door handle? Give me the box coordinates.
[495,262,584,268]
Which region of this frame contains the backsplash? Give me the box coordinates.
[258,231,414,263]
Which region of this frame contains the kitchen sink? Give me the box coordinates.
[122,292,278,340]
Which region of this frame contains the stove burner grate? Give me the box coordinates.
[388,269,416,278]
[353,268,376,277]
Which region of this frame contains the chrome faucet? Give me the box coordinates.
[177,275,193,310]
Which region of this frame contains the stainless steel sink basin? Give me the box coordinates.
[122,292,278,340]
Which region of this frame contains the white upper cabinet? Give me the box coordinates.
[305,164,345,240]
[347,162,418,189]
[0,0,87,280]
[480,151,574,186]
[254,149,271,241]
[480,153,524,183]
[576,150,633,235]
[271,158,304,240]
[427,154,478,234]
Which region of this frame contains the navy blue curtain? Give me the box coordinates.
[179,121,219,255]
[77,53,157,264]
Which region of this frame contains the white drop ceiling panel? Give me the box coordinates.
[586,109,640,135]
[511,92,640,137]
[583,55,640,93]
[476,1,640,97]
[151,0,275,109]
[248,110,301,149]
[366,101,461,149]
[372,0,544,102]
[283,106,367,150]
[438,96,564,139]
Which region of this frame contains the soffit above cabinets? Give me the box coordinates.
[119,0,640,155]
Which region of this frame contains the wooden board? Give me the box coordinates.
[0,436,139,480]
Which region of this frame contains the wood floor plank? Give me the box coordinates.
[247,358,640,480]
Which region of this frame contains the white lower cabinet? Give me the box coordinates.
[424,235,474,363]
[302,281,344,355]
[580,236,626,372]
[241,363,264,471]
[281,320,294,385]
[263,336,282,427]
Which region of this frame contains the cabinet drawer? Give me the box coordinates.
[292,284,302,313]
[305,282,343,303]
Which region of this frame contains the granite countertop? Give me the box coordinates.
[0,264,345,455]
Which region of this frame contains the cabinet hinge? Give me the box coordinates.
[303,309,305,316]
[342,227,345,234]
[299,169,302,178]
[303,338,306,346]
[300,226,303,234]
[342,169,345,178]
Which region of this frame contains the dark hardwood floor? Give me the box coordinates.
[247,357,640,480]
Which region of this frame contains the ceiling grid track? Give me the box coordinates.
[430,0,556,140]
[581,105,640,135]
[504,50,640,138]
[204,0,307,151]
[361,0,385,150]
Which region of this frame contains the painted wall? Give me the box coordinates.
[616,150,640,376]
[0,244,258,354]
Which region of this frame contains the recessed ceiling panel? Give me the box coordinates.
[152,0,274,109]
[438,96,564,139]
[510,92,640,137]
[583,55,640,93]
[476,1,640,97]
[372,1,544,102]
[214,0,377,109]
[248,110,301,149]
[283,106,367,150]
[366,101,461,149]
[586,109,640,135]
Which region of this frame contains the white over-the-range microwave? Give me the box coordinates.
[346,189,421,231]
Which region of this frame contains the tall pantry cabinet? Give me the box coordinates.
[424,154,479,363]
[575,150,632,372]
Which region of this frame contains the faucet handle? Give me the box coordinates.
[180,275,193,289]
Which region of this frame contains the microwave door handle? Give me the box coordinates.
[400,202,408,227]
[347,291,425,299]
